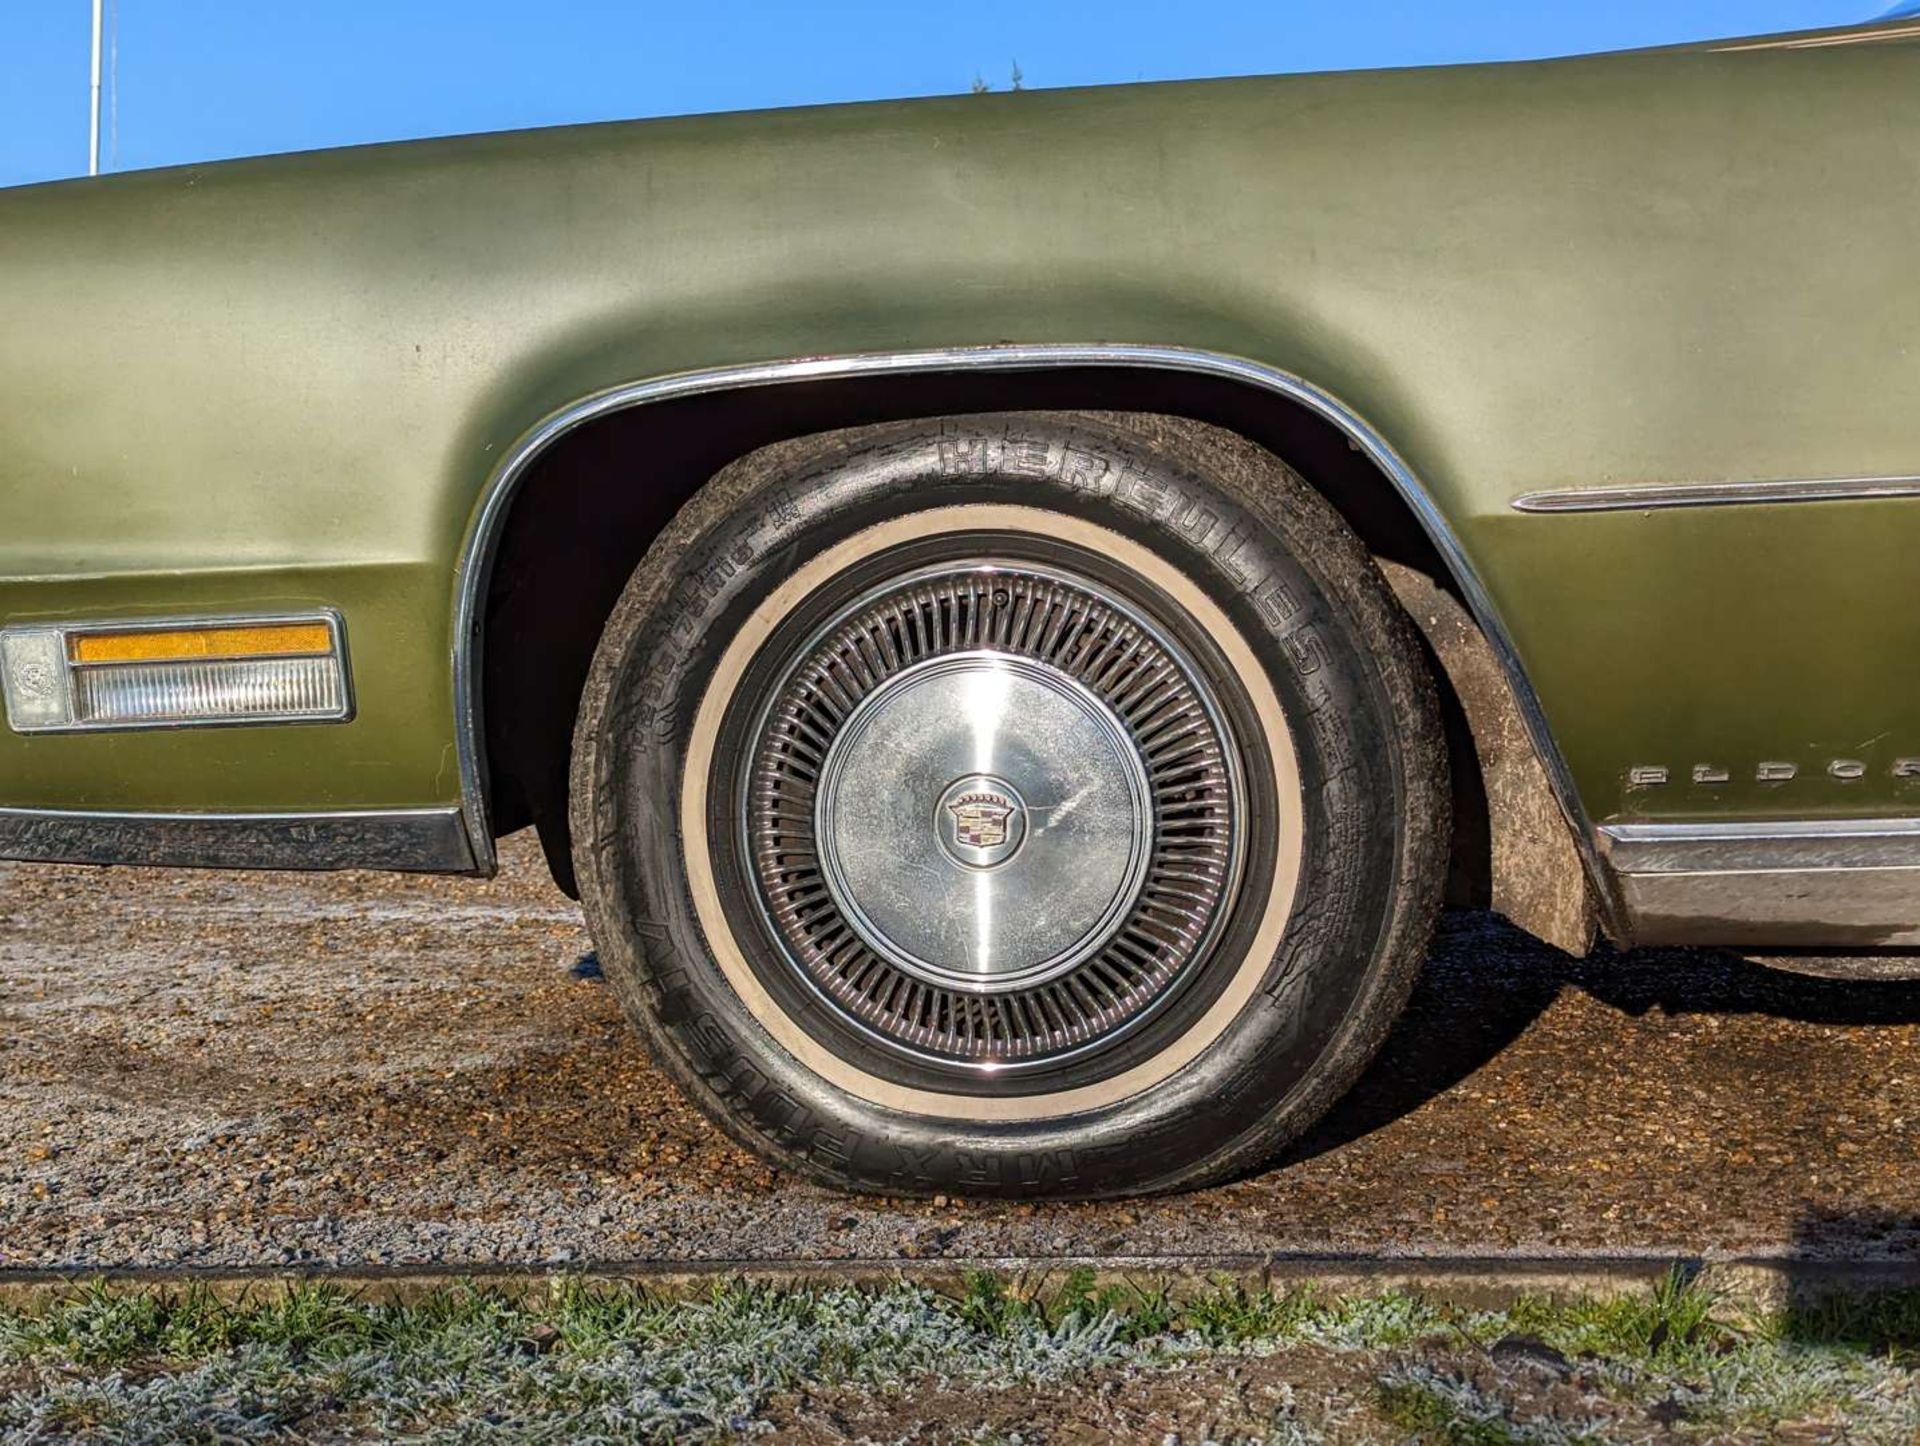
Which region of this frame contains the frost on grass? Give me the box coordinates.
[2,1271,1916,1443]
[0,1277,1169,1443]
[1366,1271,1920,1446]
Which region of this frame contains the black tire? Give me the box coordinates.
[570,411,1446,1199]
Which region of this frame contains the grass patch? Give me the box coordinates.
[1,1272,1915,1441]
[953,1265,1176,1344]
[1376,1374,1534,1445]
[1502,1265,1727,1364]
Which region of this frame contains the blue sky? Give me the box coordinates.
[0,1,1892,189]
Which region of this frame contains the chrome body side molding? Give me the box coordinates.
[451,342,1624,931]
[1512,474,1920,514]
[1712,21,1920,52]
[0,805,474,874]
[1600,818,1920,947]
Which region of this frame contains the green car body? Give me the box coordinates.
[2,18,1916,950]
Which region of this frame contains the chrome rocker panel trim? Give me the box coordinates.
[1600,817,1920,948]
[452,342,1625,933]
[1512,474,1920,514]
[0,805,475,873]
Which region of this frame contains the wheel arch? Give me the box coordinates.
[457,345,1615,947]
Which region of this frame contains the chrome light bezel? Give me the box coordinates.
[0,610,354,735]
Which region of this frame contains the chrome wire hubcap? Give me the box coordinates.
[746,559,1243,1071]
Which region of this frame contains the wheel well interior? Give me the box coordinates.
[479,366,1492,902]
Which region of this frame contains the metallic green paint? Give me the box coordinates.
[0,24,1914,835]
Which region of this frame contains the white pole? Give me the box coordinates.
[88,0,103,176]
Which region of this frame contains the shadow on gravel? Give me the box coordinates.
[1784,1209,1920,1352]
[1288,910,1920,1166]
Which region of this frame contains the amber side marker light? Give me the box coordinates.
[0,615,351,733]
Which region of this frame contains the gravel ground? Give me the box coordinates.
[2,832,1917,1274]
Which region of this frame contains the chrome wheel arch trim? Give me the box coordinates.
[451,341,1620,931]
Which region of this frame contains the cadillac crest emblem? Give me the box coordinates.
[948,791,1017,849]
[935,774,1028,868]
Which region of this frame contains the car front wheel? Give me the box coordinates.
[570,411,1446,1198]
